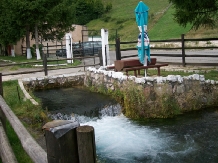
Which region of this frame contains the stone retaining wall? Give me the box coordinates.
[84,67,218,118]
[22,73,85,90]
[21,67,218,118]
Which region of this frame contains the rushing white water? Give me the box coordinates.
[49,104,196,163]
[83,115,197,163]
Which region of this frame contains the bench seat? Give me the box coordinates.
[114,58,157,71]
[123,63,168,76]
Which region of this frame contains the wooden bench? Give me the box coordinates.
[107,65,115,70]
[123,63,169,77]
[112,58,157,71]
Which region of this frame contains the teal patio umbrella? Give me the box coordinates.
[135,1,150,66]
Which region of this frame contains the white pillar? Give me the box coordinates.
[27,48,32,59]
[101,29,110,66]
[36,49,41,60]
[11,49,15,57]
[105,29,110,65]
[66,33,73,63]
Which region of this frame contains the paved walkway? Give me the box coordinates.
[2,67,86,81]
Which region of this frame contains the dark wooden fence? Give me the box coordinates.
[0,73,97,163]
[21,43,65,57]
[115,34,218,67]
[0,55,100,77]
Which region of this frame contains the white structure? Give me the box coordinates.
[88,36,101,41]
[66,33,73,63]
[27,48,32,59]
[11,49,15,57]
[101,29,110,66]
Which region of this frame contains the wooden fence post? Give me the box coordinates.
[76,125,97,163]
[0,74,6,131]
[47,43,49,58]
[43,120,80,163]
[116,38,121,60]
[98,50,103,66]
[0,73,3,97]
[43,52,48,76]
[181,34,186,67]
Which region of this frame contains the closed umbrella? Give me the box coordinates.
[135,1,150,76]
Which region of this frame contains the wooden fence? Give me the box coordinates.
[0,55,100,77]
[0,75,47,163]
[21,43,65,57]
[115,34,218,67]
[0,72,97,163]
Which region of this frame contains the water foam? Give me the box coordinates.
[49,104,196,163]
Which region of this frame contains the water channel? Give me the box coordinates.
[33,87,218,163]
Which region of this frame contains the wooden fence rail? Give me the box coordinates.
[1,55,100,77]
[0,121,18,163]
[0,95,47,163]
[116,34,218,67]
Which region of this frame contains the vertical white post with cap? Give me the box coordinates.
[66,33,73,64]
[101,29,110,66]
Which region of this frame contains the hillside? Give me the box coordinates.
[86,0,218,41]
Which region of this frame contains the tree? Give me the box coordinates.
[0,0,25,56]
[75,0,104,25]
[0,0,76,59]
[169,0,218,30]
[0,0,106,59]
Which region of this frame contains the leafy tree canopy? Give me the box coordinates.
[75,0,105,25]
[169,0,218,30]
[0,0,107,46]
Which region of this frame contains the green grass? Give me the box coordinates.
[88,0,172,42]
[0,56,36,62]
[148,7,192,40]
[137,69,218,80]
[2,80,47,163]
[6,121,34,163]
[87,0,218,42]
[0,55,82,72]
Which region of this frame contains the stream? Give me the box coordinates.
[33,87,218,163]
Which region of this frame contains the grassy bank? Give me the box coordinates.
[88,0,218,41]
[1,67,217,161]
[147,69,218,80]
[0,55,81,73]
[2,80,46,163]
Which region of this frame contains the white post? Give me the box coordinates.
[144,56,147,77]
[101,29,110,66]
[36,49,41,60]
[11,45,15,57]
[104,29,110,65]
[66,33,73,64]
[101,29,106,66]
[27,48,32,59]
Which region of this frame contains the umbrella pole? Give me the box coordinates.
[144,56,147,77]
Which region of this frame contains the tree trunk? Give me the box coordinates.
[26,26,32,59]
[35,24,41,60]
[11,45,15,57]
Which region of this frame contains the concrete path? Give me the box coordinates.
[2,67,86,82]
[2,49,218,82]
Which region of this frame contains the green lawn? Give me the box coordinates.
[2,80,46,163]
[88,0,218,42]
